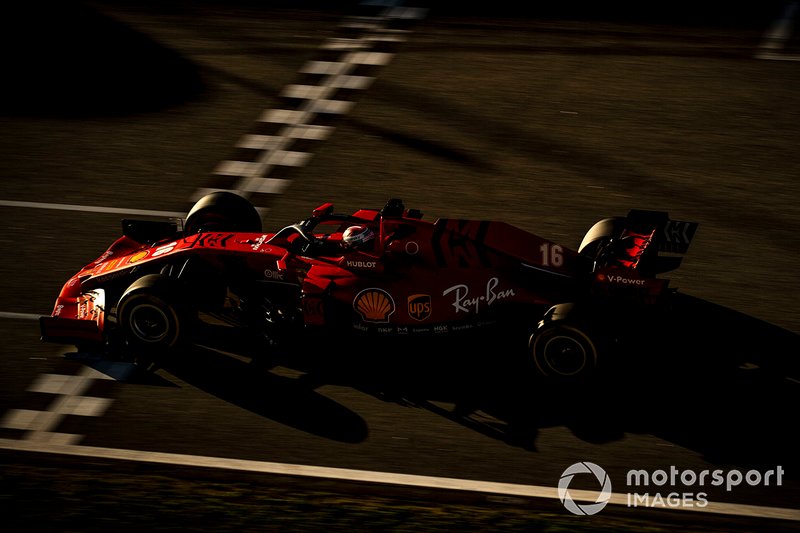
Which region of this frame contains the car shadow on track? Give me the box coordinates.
[272,292,800,473]
[609,293,800,472]
[110,292,798,472]
[148,329,370,444]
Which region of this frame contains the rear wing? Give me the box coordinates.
[580,210,699,275]
[626,209,698,254]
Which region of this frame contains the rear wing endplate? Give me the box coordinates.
[626,209,698,254]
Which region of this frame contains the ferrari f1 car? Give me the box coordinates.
[40,193,698,379]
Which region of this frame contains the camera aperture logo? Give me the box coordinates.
[558,462,612,515]
[558,462,785,515]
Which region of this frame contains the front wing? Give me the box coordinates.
[40,289,106,345]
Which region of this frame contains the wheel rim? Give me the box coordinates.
[542,334,587,376]
[128,303,171,343]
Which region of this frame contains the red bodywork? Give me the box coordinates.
[41,201,686,346]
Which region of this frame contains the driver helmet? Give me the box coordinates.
[342,225,375,250]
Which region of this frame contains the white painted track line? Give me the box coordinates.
[0,312,44,321]
[0,438,797,521]
[0,200,185,218]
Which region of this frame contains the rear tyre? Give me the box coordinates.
[529,321,598,380]
[578,216,623,266]
[117,274,195,366]
[184,191,262,235]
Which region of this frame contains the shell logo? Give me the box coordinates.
[128,251,149,264]
[353,288,395,323]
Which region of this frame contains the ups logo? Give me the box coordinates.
[408,294,432,321]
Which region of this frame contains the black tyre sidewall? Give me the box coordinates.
[116,275,195,358]
[118,292,182,350]
[530,323,598,379]
[184,192,261,235]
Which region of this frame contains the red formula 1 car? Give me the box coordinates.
[41,193,698,379]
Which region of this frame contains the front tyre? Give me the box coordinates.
[184,191,262,235]
[117,274,194,364]
[529,322,598,380]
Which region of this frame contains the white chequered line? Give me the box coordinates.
[345,51,394,66]
[1,365,116,444]
[237,134,283,151]
[281,84,330,100]
[321,38,372,50]
[286,124,335,140]
[309,99,355,115]
[2,409,60,432]
[260,108,309,124]
[300,60,352,76]
[329,74,374,90]
[194,0,427,210]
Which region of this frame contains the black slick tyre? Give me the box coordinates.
[184,191,262,235]
[116,274,194,363]
[529,322,599,380]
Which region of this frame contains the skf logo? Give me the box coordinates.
[407,294,431,321]
[354,288,395,323]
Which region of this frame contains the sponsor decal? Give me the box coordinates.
[264,269,284,280]
[53,304,64,317]
[661,220,698,253]
[353,288,395,323]
[348,324,459,335]
[92,250,114,265]
[188,233,234,249]
[407,294,432,321]
[151,242,177,258]
[249,234,268,251]
[95,269,130,283]
[346,260,377,269]
[598,273,647,286]
[432,219,491,267]
[442,277,516,314]
[128,251,149,264]
[101,258,120,272]
[79,292,103,320]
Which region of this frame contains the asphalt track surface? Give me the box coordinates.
[2,1,800,531]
